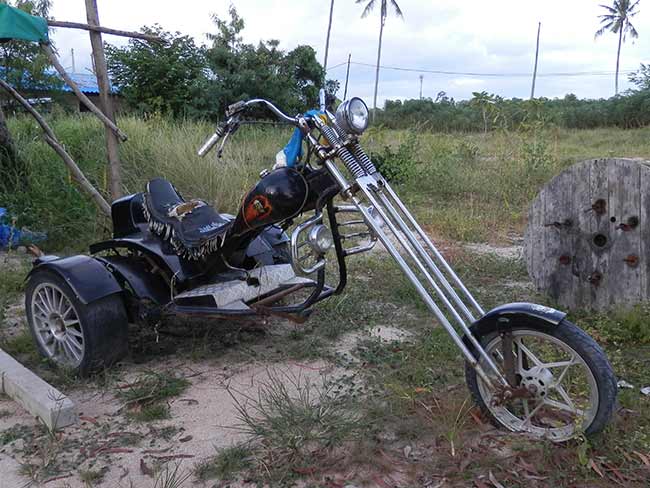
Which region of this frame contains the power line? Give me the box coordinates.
[325,61,348,72]
[327,60,636,78]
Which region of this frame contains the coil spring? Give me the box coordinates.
[328,118,378,175]
[319,124,366,178]
[350,142,378,175]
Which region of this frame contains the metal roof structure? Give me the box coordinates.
[0,69,118,95]
[60,71,106,94]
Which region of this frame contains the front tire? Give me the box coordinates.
[465,319,617,441]
[25,270,129,376]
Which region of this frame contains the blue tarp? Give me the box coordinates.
[0,207,46,248]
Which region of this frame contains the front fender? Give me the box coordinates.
[462,302,567,359]
[28,255,123,305]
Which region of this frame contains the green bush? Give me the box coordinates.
[370,131,420,184]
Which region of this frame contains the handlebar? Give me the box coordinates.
[197,122,226,157]
[197,99,298,158]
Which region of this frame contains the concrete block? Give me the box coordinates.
[0,349,76,430]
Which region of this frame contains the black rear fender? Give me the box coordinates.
[28,255,123,305]
[462,302,567,360]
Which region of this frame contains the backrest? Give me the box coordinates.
[111,193,147,238]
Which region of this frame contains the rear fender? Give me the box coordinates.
[462,302,567,359]
[28,255,123,305]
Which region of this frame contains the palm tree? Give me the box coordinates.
[356,0,403,120]
[595,0,640,95]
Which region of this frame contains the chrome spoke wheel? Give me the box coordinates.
[30,283,84,368]
[476,330,599,441]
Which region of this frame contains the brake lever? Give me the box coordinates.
[216,121,240,158]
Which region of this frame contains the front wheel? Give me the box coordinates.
[465,319,617,441]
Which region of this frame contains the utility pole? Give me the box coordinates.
[323,0,335,72]
[343,53,351,100]
[419,75,423,100]
[530,22,541,100]
[71,48,75,72]
[85,0,122,199]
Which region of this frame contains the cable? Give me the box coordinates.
[325,61,349,72]
[326,59,636,78]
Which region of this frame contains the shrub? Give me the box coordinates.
[371,131,420,183]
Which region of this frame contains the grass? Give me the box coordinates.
[223,368,362,484]
[4,113,650,249]
[153,462,192,488]
[115,370,190,422]
[78,467,107,485]
[194,445,252,482]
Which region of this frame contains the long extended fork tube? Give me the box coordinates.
[313,117,505,385]
[370,188,504,382]
[382,182,485,316]
[350,191,501,387]
[358,183,506,386]
[346,138,485,317]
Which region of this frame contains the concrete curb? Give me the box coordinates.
[0,349,76,430]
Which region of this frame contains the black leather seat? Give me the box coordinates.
[143,178,231,259]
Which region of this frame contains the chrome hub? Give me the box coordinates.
[521,366,555,400]
[48,313,67,339]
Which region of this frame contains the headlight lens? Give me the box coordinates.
[335,97,369,135]
[308,225,334,255]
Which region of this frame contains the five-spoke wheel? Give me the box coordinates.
[465,320,617,441]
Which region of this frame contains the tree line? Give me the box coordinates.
[105,6,328,120]
[375,71,650,132]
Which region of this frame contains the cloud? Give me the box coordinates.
[49,0,649,106]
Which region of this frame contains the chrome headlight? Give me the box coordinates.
[308,225,334,255]
[335,97,369,135]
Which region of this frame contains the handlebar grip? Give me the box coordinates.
[227,100,246,116]
[197,125,225,157]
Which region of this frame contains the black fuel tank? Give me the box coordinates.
[230,167,308,236]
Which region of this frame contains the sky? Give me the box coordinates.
[49,1,650,106]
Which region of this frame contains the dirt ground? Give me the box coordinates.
[0,358,338,487]
[0,250,415,487]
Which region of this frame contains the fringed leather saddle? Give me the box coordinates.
[143,178,231,259]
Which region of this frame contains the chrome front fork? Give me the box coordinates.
[350,174,507,388]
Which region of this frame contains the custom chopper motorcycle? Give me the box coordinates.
[25,95,616,441]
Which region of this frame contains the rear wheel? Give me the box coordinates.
[25,270,129,376]
[465,320,617,441]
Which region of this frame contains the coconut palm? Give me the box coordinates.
[356,0,403,120]
[595,0,641,95]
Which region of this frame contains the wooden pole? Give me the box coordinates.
[343,53,351,100]
[0,79,111,216]
[530,22,541,100]
[372,15,385,123]
[41,43,128,142]
[47,20,160,42]
[323,0,335,72]
[85,0,122,200]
